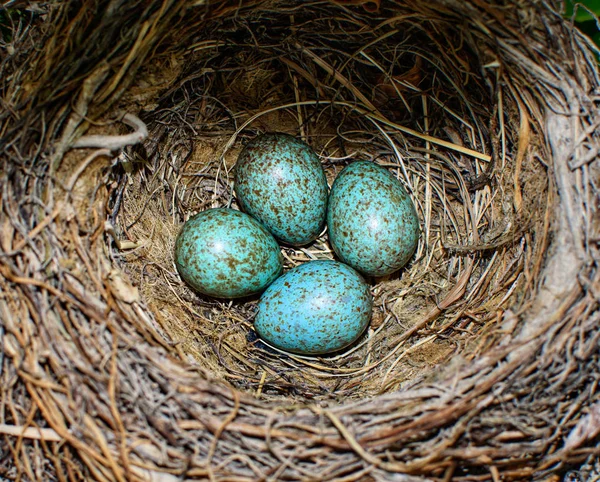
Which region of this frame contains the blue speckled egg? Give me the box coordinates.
[327,161,420,277]
[234,133,329,246]
[175,208,283,298]
[254,260,372,355]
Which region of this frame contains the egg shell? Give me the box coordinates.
[234,133,329,246]
[327,161,420,277]
[254,260,373,355]
[175,208,283,298]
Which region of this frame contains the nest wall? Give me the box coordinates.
[1,1,599,481]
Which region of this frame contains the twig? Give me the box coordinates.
[72,113,148,150]
[49,63,111,173]
[0,424,62,442]
[67,149,112,191]
[12,203,63,252]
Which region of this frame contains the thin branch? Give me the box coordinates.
[72,113,148,150]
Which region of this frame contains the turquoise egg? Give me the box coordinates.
[234,133,329,246]
[254,260,372,355]
[327,161,420,277]
[175,208,283,298]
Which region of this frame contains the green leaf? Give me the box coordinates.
[564,0,600,22]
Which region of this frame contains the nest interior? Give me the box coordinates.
[1,1,599,481]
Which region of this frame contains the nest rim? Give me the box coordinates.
[1,0,599,480]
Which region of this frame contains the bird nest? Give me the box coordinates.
[1,0,600,480]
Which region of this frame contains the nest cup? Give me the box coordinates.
[2,1,599,480]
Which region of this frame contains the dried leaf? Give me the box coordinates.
[106,269,140,304]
